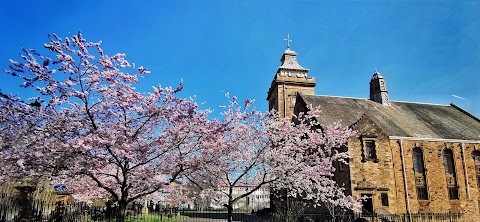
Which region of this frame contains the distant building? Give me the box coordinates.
[267,43,480,220]
[213,183,270,211]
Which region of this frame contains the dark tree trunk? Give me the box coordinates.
[224,203,234,222]
[115,200,128,222]
[15,185,36,222]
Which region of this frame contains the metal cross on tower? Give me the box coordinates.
[284,34,292,49]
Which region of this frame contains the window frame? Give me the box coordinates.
[412,147,429,200]
[443,148,459,200]
[361,137,378,162]
[288,94,296,109]
[380,193,389,206]
[472,150,480,189]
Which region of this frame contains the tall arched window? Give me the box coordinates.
[443,149,459,200]
[472,150,480,188]
[413,147,428,200]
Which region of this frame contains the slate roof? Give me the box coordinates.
[299,94,480,141]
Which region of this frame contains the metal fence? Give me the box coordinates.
[0,199,267,222]
[361,213,464,222]
[0,199,468,222]
[297,213,465,222]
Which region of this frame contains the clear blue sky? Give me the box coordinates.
[1,0,479,118]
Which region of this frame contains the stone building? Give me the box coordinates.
[266,43,480,220]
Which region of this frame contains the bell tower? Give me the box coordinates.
[369,69,390,105]
[266,35,316,119]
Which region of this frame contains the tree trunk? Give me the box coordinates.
[115,200,128,222]
[15,185,36,222]
[226,204,234,222]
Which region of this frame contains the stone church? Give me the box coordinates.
[266,43,480,220]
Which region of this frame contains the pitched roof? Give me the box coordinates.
[298,94,480,141]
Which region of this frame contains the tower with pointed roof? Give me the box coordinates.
[369,70,389,105]
[266,35,316,118]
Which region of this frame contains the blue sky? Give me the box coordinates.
[1,0,479,118]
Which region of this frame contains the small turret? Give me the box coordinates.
[369,69,389,105]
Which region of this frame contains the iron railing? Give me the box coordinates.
[0,199,468,222]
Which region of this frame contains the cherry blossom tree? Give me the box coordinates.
[187,97,362,222]
[1,32,225,221]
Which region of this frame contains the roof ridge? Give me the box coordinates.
[391,100,449,106]
[307,95,452,107]
[450,103,480,123]
[306,94,368,100]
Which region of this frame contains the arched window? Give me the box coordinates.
[443,149,459,200]
[413,147,428,200]
[472,150,480,188]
